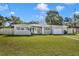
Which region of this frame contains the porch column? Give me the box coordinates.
[42,26,44,34]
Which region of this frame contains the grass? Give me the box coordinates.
[0,35,79,56]
[63,34,79,40]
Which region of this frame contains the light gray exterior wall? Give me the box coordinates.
[67,28,76,34]
[13,24,31,35]
[13,24,75,35]
[0,24,76,35]
[0,28,13,35]
[51,25,68,34]
[76,28,79,33]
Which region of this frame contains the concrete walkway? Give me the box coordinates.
[64,35,79,40]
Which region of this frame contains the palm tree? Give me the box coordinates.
[45,10,63,25]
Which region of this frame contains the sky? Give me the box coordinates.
[0,3,79,22]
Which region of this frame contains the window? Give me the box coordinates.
[45,27,51,30]
[16,27,25,30]
[21,28,24,30]
[25,27,30,30]
[16,27,20,30]
[16,27,31,30]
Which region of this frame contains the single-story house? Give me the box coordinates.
[12,24,76,35]
[75,21,79,33]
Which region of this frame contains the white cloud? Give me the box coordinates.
[56,5,64,11]
[35,3,49,11]
[74,11,79,15]
[0,4,8,11]
[10,11,15,15]
[69,15,72,18]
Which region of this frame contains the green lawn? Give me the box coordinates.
[0,35,79,56]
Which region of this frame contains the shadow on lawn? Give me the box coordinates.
[3,34,76,37]
[4,35,32,37]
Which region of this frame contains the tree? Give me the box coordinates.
[28,21,39,24]
[64,17,72,22]
[0,15,5,27]
[64,17,73,27]
[5,17,12,21]
[70,13,79,28]
[74,14,79,23]
[11,15,23,24]
[4,16,23,27]
[4,17,12,27]
[45,10,63,25]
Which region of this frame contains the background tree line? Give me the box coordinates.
[0,10,79,28]
[45,10,79,28]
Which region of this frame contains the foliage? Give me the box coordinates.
[23,21,39,24]
[0,15,4,26]
[64,17,72,22]
[11,15,23,24]
[45,10,63,25]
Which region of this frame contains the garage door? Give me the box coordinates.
[53,28,64,34]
